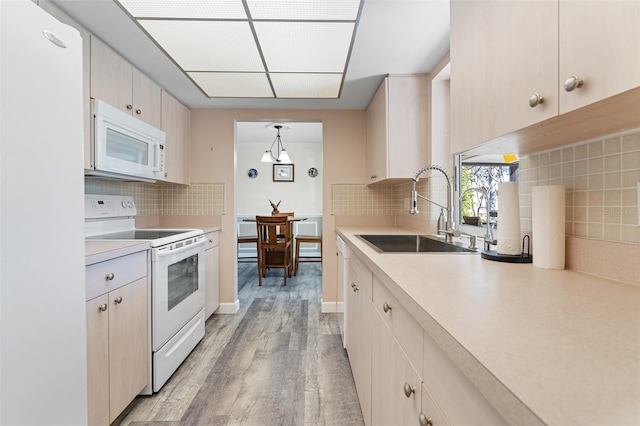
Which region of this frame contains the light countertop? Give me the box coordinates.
[337,226,640,425]
[85,240,150,266]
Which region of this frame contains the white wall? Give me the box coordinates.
[235,142,323,216]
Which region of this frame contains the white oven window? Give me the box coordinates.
[167,254,199,311]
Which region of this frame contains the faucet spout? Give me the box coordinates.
[409,165,457,242]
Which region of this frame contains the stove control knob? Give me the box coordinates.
[121,201,127,208]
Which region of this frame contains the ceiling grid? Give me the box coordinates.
[115,0,364,99]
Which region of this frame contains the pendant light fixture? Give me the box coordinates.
[261,124,292,163]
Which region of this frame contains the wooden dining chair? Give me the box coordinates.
[256,215,293,286]
[294,234,322,276]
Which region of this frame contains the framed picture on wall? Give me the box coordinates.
[273,164,294,182]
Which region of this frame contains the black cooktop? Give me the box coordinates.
[94,230,189,240]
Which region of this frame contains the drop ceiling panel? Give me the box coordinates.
[246,0,361,21]
[116,0,246,19]
[255,22,354,72]
[270,73,342,98]
[189,72,274,98]
[140,20,264,72]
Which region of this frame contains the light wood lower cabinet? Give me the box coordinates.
[345,256,373,425]
[86,253,149,425]
[344,249,507,426]
[204,231,220,318]
[371,309,422,426]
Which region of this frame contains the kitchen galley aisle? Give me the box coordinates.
[113,263,363,425]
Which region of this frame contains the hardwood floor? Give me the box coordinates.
[114,263,364,426]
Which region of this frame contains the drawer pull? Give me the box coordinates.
[105,272,115,281]
[403,382,415,398]
[419,412,433,426]
[383,302,392,313]
[351,283,359,292]
[98,304,107,312]
[114,296,123,304]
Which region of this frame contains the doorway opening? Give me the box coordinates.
[234,120,324,289]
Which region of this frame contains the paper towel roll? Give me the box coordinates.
[532,185,565,269]
[497,182,521,255]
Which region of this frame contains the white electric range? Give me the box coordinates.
[85,194,206,392]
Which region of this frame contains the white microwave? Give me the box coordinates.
[87,99,165,182]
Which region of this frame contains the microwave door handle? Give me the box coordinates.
[152,142,159,172]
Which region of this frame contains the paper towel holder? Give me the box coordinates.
[481,235,532,263]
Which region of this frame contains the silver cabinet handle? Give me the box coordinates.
[351,283,359,292]
[135,109,142,115]
[403,382,415,398]
[114,296,123,304]
[126,104,133,110]
[383,302,392,313]
[98,304,107,312]
[105,272,115,281]
[370,175,377,180]
[564,75,583,92]
[528,93,544,108]
[419,412,433,426]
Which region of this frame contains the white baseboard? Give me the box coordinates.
[336,301,345,313]
[215,299,240,314]
[321,300,339,313]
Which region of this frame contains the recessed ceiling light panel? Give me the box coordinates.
[246,0,361,21]
[188,72,274,98]
[255,22,354,73]
[140,20,264,72]
[116,0,246,19]
[270,73,342,98]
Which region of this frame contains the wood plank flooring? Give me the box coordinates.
[114,263,364,426]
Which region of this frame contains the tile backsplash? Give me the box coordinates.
[85,178,225,216]
[331,184,400,215]
[519,130,640,244]
[331,130,639,246]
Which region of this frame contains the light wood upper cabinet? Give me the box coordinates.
[161,90,191,184]
[450,0,558,154]
[450,0,640,154]
[558,0,640,114]
[90,36,161,129]
[365,75,429,184]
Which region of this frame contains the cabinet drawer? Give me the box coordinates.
[86,251,147,301]
[205,231,220,250]
[421,384,448,426]
[348,254,372,299]
[373,276,423,376]
[423,329,507,426]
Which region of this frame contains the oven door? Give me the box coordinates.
[151,237,205,351]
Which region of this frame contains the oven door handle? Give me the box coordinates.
[154,238,206,261]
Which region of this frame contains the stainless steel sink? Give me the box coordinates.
[356,234,478,253]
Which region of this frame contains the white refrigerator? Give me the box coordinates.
[1,1,87,424]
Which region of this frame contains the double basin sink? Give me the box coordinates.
[356,234,478,254]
